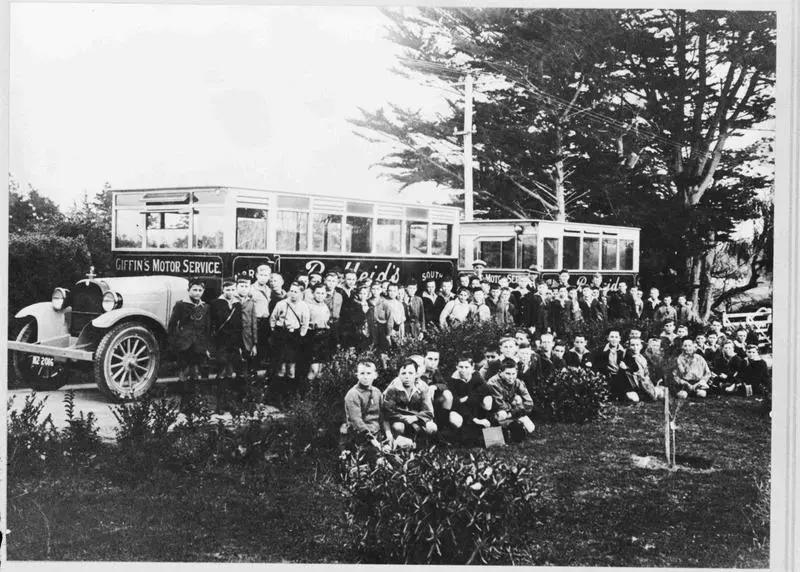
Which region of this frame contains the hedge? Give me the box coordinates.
[9,232,92,323]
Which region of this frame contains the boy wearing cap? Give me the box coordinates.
[236,277,259,378]
[472,259,487,281]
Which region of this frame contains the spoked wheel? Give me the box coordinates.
[94,323,160,401]
[12,321,71,390]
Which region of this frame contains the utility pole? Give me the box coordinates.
[455,74,475,221]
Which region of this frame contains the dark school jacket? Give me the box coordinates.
[168,300,211,354]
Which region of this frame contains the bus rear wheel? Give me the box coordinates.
[12,321,71,390]
[94,323,160,401]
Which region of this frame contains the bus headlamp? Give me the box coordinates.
[102,291,124,312]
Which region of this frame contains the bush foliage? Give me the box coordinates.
[7,391,104,477]
[9,232,92,320]
[529,367,610,423]
[345,447,540,564]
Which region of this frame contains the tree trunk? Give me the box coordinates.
[553,122,567,221]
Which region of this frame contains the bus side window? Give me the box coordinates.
[602,238,618,270]
[620,239,635,270]
[583,237,600,270]
[563,236,580,270]
[237,208,268,250]
[193,207,224,249]
[430,223,452,256]
[543,237,560,270]
[519,235,537,269]
[406,221,428,255]
[312,213,343,252]
[115,210,142,248]
[276,195,310,251]
[146,212,189,249]
[346,216,372,253]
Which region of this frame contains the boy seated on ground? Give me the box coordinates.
[436,355,495,443]
[481,336,522,380]
[732,345,770,396]
[532,333,559,384]
[623,337,660,402]
[552,340,568,372]
[477,349,498,375]
[486,358,535,442]
[565,334,593,369]
[672,337,712,399]
[343,360,393,464]
[643,336,666,384]
[382,358,438,442]
[712,340,743,393]
[704,332,721,360]
[420,348,446,398]
[732,328,750,358]
[594,329,635,402]
[659,319,679,358]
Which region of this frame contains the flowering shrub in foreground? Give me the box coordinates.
[345,447,541,564]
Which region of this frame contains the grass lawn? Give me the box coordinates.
[7,394,770,566]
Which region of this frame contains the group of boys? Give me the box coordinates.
[342,318,771,457]
[343,350,537,458]
[167,262,768,402]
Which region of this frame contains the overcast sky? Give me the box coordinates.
[10,4,451,208]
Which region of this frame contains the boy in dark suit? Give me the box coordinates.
[211,279,244,379]
[167,278,212,383]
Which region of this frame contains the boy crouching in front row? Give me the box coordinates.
[343,360,393,465]
[435,355,495,445]
[486,358,536,442]
[382,359,438,443]
[167,278,212,385]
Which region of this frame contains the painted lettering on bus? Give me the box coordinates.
[421,269,445,281]
[114,257,222,276]
[303,259,402,283]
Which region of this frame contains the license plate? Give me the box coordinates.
[31,355,55,368]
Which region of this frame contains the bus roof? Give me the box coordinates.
[112,186,463,214]
[460,218,641,231]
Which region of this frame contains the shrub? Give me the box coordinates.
[528,367,610,424]
[345,447,540,564]
[7,393,58,476]
[111,390,181,445]
[60,390,102,462]
[8,232,92,321]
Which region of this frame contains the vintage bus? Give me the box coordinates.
[112,186,461,295]
[459,219,640,288]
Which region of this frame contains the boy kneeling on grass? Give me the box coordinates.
[486,358,535,442]
[435,354,495,445]
[382,359,438,444]
[343,359,393,465]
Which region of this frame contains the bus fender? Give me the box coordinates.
[14,302,72,341]
[91,308,167,334]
